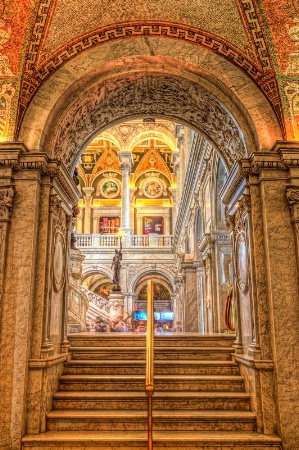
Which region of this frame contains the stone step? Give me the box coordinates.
[53,391,251,411]
[67,333,236,348]
[47,409,257,432]
[69,346,234,361]
[64,359,240,375]
[58,374,245,392]
[21,430,282,449]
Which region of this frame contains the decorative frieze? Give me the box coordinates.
[0,187,14,221]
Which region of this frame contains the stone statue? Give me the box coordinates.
[111,248,122,290]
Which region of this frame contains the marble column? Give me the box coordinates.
[76,207,84,233]
[82,187,94,234]
[118,152,132,235]
[164,209,171,234]
[129,187,137,232]
[136,212,143,234]
[92,208,100,234]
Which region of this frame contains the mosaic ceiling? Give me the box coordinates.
[2,0,299,145]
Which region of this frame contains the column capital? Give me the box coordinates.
[118,151,132,174]
[82,187,94,198]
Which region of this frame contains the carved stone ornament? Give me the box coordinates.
[235,233,248,293]
[53,232,66,292]
[120,163,131,174]
[49,194,61,216]
[233,195,251,234]
[0,186,14,221]
[55,207,67,237]
[286,187,299,222]
[53,75,246,171]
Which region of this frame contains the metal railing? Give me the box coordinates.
[145,280,154,450]
[76,233,173,248]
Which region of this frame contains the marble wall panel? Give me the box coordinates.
[49,290,63,355]
[259,177,299,449]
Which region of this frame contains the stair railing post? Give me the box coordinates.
[146,280,154,450]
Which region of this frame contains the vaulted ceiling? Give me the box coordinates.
[3,1,298,150]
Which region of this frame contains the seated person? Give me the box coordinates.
[95,320,108,332]
[110,316,128,332]
[154,322,163,333]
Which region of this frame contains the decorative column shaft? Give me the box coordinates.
[82,187,94,234]
[118,152,132,234]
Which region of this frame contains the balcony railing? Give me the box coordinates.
[76,234,173,248]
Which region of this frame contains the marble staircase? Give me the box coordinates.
[22,334,282,450]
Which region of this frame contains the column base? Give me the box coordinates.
[109,292,125,320]
[118,226,131,235]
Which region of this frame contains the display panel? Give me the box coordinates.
[160,311,175,320]
[134,311,161,320]
[99,216,120,234]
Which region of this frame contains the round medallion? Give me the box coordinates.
[53,233,66,292]
[236,233,248,292]
[99,178,121,198]
[143,179,163,198]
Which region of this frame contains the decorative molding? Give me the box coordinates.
[237,0,272,70]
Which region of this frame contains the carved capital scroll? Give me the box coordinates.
[286,187,299,222]
[0,186,15,304]
[120,163,131,174]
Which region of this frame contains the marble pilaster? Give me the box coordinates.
[221,144,299,448]
[182,262,200,332]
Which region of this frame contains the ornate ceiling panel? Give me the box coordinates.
[43,0,250,56]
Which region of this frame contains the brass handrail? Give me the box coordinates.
[145,280,154,450]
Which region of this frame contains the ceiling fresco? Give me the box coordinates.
[2,0,299,145]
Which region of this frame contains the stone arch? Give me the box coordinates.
[128,128,176,153]
[96,132,122,150]
[18,41,283,159]
[19,21,282,140]
[82,265,113,282]
[135,276,173,298]
[129,266,175,293]
[49,73,248,171]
